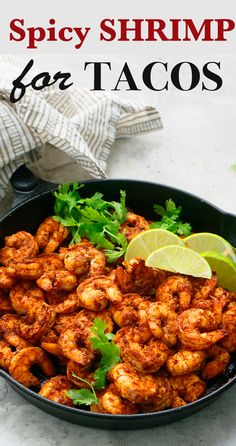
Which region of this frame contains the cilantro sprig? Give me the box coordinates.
[150,199,192,236]
[53,183,127,262]
[67,318,120,407]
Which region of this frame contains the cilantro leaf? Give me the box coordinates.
[67,388,98,406]
[53,184,127,263]
[90,318,120,389]
[67,318,120,405]
[151,199,192,236]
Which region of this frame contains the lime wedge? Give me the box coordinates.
[124,229,184,261]
[201,251,236,291]
[184,233,236,262]
[146,245,212,278]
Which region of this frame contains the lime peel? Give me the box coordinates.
[125,228,184,261]
[146,245,212,279]
[184,232,236,263]
[201,251,236,291]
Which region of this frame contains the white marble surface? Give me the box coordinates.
[0,54,236,445]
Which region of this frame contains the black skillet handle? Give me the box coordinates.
[10,165,58,209]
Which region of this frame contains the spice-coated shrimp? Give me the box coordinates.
[15,301,56,343]
[192,273,217,301]
[109,293,150,328]
[37,270,77,293]
[66,359,96,388]
[77,276,122,311]
[178,308,226,350]
[50,292,80,314]
[7,259,43,280]
[120,212,149,242]
[140,377,172,412]
[9,347,55,387]
[0,340,14,370]
[60,242,106,277]
[115,257,156,295]
[91,384,140,414]
[0,231,38,265]
[147,302,178,347]
[156,275,193,313]
[201,345,230,380]
[118,326,169,373]
[58,324,96,366]
[37,254,64,272]
[35,217,69,254]
[221,303,236,352]
[0,267,16,290]
[0,291,14,314]
[169,374,206,403]
[10,281,45,314]
[166,350,206,376]
[39,376,73,406]
[108,362,158,404]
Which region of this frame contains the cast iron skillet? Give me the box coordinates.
[0,165,235,430]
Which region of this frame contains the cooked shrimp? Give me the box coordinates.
[201,345,230,380]
[58,325,95,366]
[0,291,14,314]
[192,273,217,301]
[37,270,77,293]
[166,350,206,376]
[0,313,19,332]
[60,242,106,277]
[140,377,172,412]
[7,259,43,280]
[92,384,140,414]
[221,303,236,352]
[67,359,96,388]
[191,285,229,313]
[0,314,31,350]
[77,276,122,311]
[0,340,14,369]
[114,325,152,350]
[41,342,63,358]
[118,326,169,373]
[37,254,64,272]
[178,308,226,350]
[169,374,206,403]
[170,391,187,408]
[10,282,45,314]
[0,267,16,289]
[120,212,149,241]
[75,309,114,333]
[51,291,80,314]
[35,217,69,254]
[54,313,78,335]
[109,293,149,328]
[0,231,38,265]
[9,347,55,387]
[15,301,56,343]
[40,330,63,358]
[108,362,158,403]
[115,257,156,295]
[147,302,178,347]
[156,275,193,313]
[39,376,73,406]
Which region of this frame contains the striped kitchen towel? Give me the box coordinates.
[0,55,162,199]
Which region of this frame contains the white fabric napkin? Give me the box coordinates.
[0,55,162,199]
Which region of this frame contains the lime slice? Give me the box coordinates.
[184,232,236,262]
[146,245,212,278]
[201,251,236,291]
[124,229,184,261]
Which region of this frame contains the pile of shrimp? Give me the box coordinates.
[0,212,235,415]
